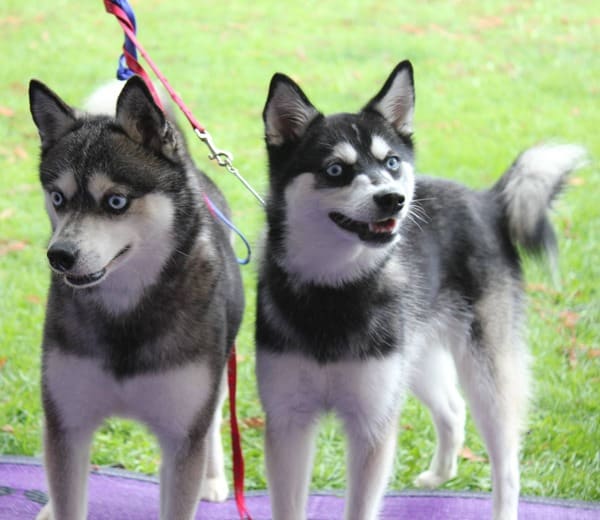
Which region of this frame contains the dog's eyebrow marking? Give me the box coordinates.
[52,171,77,199]
[88,172,122,203]
[330,142,358,165]
[370,135,391,161]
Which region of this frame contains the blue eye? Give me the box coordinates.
[326,163,344,177]
[385,156,401,171]
[50,191,64,208]
[106,194,129,213]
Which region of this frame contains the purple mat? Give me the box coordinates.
[1,458,598,519]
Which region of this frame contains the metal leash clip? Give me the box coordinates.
[194,128,266,207]
[195,128,234,167]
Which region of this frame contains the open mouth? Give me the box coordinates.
[64,245,131,288]
[329,212,399,243]
[66,269,107,287]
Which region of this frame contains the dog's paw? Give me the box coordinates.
[200,476,229,502]
[414,469,452,489]
[35,503,53,520]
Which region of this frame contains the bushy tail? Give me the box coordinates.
[492,143,588,261]
[82,79,177,122]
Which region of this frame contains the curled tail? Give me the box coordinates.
[493,143,588,261]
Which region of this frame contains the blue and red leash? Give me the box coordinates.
[104,1,255,518]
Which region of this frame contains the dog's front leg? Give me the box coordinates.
[264,412,320,520]
[158,433,208,520]
[257,350,324,520]
[343,417,399,520]
[37,424,95,520]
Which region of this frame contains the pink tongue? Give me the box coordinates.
[370,218,397,233]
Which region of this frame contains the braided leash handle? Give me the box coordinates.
[103,0,164,110]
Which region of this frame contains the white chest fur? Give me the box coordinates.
[257,351,408,438]
[45,351,213,438]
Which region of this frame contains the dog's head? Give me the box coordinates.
[29,77,193,310]
[263,60,416,285]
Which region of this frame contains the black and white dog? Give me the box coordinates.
[29,77,244,519]
[255,60,586,520]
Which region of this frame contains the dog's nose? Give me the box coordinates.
[47,242,78,272]
[373,191,405,213]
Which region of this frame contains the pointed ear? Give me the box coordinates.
[116,76,179,157]
[363,60,415,135]
[29,80,77,150]
[263,74,321,146]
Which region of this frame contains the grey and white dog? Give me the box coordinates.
[255,60,586,520]
[29,76,244,520]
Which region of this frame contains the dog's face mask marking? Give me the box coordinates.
[29,78,182,308]
[262,61,416,285]
[43,170,174,290]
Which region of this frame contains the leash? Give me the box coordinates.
[103,0,265,208]
[104,2,253,518]
[203,195,251,265]
[105,0,253,265]
[227,345,252,519]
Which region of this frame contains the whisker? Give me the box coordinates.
[406,213,424,231]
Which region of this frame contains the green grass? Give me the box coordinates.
[1,0,598,503]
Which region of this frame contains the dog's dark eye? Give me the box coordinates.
[325,163,344,177]
[105,194,130,213]
[50,191,65,208]
[385,156,401,171]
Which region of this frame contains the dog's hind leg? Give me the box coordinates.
[37,424,95,520]
[200,374,228,502]
[455,334,530,520]
[411,344,466,488]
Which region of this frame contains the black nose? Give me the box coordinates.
[47,242,78,272]
[373,191,405,213]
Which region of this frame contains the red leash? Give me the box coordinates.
[104,2,253,518]
[104,0,201,128]
[103,0,265,206]
[228,346,252,519]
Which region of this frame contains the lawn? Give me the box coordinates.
[0,0,598,503]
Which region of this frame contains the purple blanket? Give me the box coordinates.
[1,458,597,519]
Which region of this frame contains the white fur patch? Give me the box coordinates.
[83,79,171,117]
[87,172,126,203]
[257,351,407,439]
[89,193,175,313]
[400,161,415,220]
[48,192,175,314]
[330,142,358,165]
[502,143,588,244]
[51,170,78,200]
[281,173,393,286]
[370,135,390,161]
[82,80,125,117]
[45,350,212,437]
[280,162,416,286]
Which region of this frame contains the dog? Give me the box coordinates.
[255,59,586,520]
[29,75,244,519]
